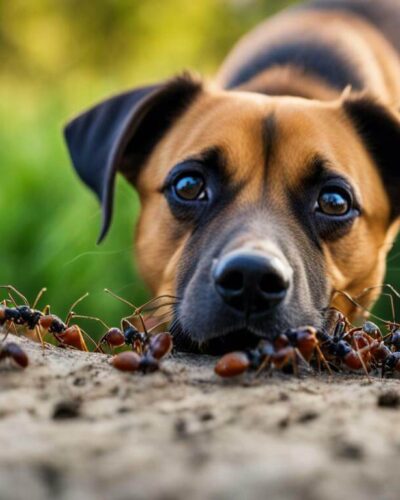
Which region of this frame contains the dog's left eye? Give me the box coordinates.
[173,174,207,201]
[316,187,351,216]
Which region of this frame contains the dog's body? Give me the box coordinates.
[65,0,400,352]
[218,0,400,102]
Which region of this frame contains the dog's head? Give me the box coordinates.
[65,74,400,353]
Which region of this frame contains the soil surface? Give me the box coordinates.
[1,333,400,500]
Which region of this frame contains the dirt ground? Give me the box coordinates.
[1,333,400,500]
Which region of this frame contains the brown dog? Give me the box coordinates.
[65,0,400,353]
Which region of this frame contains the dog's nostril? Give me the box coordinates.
[214,250,291,314]
[259,272,287,295]
[218,270,244,292]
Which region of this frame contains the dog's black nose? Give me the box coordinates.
[213,250,290,314]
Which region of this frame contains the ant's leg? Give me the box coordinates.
[315,345,333,376]
[285,349,299,378]
[65,293,89,325]
[1,301,9,342]
[147,312,173,334]
[76,327,93,352]
[255,356,271,377]
[105,289,177,321]
[332,290,387,323]
[7,293,18,308]
[104,289,137,309]
[34,325,46,352]
[2,321,18,342]
[0,285,29,306]
[353,341,372,383]
[137,312,148,338]
[32,288,47,309]
[294,348,313,373]
[139,297,179,315]
[69,314,110,352]
[70,314,109,330]
[356,284,400,303]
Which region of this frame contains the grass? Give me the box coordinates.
[1,0,400,342]
[0,89,149,337]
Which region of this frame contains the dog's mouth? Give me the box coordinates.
[174,327,264,355]
[200,329,264,355]
[170,307,329,355]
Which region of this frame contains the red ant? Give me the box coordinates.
[72,289,175,373]
[0,286,95,351]
[215,327,331,378]
[110,333,173,373]
[214,340,301,379]
[215,284,400,380]
[331,287,400,377]
[72,289,175,352]
[0,342,29,368]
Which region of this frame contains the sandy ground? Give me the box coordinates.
[1,333,400,500]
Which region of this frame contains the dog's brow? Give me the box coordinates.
[196,147,224,168]
[262,113,276,168]
[302,156,335,188]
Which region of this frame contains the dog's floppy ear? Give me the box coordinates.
[64,74,202,242]
[343,94,400,218]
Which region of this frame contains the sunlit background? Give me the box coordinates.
[1,0,399,339]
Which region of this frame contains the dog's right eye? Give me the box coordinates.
[173,174,207,201]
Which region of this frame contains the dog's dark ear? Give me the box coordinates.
[343,95,400,218]
[64,74,202,242]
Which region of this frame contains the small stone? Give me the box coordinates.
[52,400,81,420]
[377,390,400,408]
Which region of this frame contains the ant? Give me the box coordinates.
[316,325,372,380]
[71,289,175,373]
[325,289,400,378]
[215,327,331,378]
[72,289,175,352]
[0,286,47,342]
[214,339,302,379]
[111,341,170,374]
[0,285,94,351]
[0,342,29,368]
[215,284,400,380]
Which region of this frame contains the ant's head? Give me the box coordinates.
[123,323,141,345]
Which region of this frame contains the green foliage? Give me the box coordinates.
[0,0,398,337]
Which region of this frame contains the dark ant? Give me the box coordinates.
[0,342,29,368]
[0,286,94,351]
[0,286,47,343]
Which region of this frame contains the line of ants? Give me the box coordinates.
[2,283,400,381]
[0,285,175,373]
[215,285,400,381]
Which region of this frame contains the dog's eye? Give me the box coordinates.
[317,188,351,216]
[173,174,207,201]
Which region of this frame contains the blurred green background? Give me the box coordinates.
[0,0,399,338]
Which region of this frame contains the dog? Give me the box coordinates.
[64,0,400,353]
